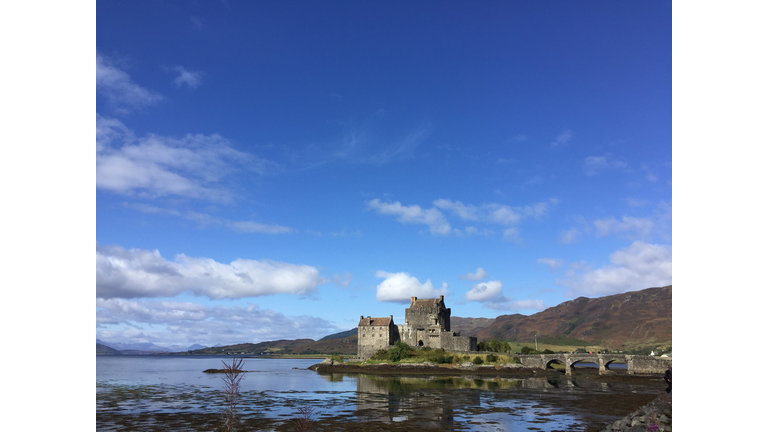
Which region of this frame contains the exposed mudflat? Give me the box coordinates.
[97,360,668,431]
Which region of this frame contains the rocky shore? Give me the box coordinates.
[308,357,561,377]
[597,392,672,432]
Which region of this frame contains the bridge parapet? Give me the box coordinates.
[517,354,671,376]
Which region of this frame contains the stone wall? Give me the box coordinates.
[627,355,672,374]
[518,354,671,376]
[439,332,477,352]
[358,317,397,359]
[405,303,451,330]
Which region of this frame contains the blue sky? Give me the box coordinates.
[95,1,673,348]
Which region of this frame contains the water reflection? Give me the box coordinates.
[349,374,600,430]
[355,375,481,428]
[97,357,661,431]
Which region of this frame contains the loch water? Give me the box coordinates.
[96,355,662,431]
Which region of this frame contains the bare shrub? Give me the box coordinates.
[294,405,316,432]
[221,357,245,432]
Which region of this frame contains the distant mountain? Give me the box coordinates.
[320,328,357,340]
[187,338,358,356]
[99,286,671,356]
[96,339,208,354]
[96,343,123,355]
[96,340,173,352]
[476,286,672,350]
[450,317,495,336]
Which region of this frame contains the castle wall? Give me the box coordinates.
[405,303,451,331]
[358,316,397,359]
[357,297,477,360]
[439,332,477,352]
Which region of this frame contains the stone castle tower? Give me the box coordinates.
[357,295,477,360]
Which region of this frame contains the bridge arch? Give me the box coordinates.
[604,358,627,371]
[569,359,598,375]
[545,358,566,373]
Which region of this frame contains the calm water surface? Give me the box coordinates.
[96,356,660,431]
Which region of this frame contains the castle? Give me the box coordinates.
[357,295,478,360]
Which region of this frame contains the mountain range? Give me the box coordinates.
[97,285,671,355]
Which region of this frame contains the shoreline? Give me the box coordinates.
[308,360,666,382]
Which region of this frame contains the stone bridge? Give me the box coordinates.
[517,354,671,376]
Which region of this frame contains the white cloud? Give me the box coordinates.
[583,153,628,176]
[537,258,563,269]
[96,243,327,299]
[435,199,555,224]
[433,199,480,221]
[333,272,354,288]
[594,216,654,239]
[558,241,672,297]
[366,199,451,235]
[486,204,522,225]
[97,115,273,201]
[96,299,342,346]
[559,228,581,244]
[502,227,521,243]
[465,280,504,302]
[171,66,204,89]
[96,53,163,113]
[459,267,487,281]
[370,198,555,241]
[374,271,448,303]
[550,129,573,148]
[625,197,650,208]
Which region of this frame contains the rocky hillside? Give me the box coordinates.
[450,317,495,336]
[476,286,671,350]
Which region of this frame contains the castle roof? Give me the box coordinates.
[358,316,393,326]
[409,295,445,309]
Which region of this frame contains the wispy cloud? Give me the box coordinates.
[593,216,654,239]
[366,199,451,235]
[625,197,650,208]
[169,65,204,89]
[459,267,487,281]
[96,299,342,346]
[550,129,573,148]
[641,164,658,182]
[374,271,448,303]
[559,228,581,244]
[333,272,354,288]
[97,115,274,201]
[96,53,164,113]
[583,153,628,176]
[190,16,204,30]
[337,123,432,164]
[125,203,292,234]
[537,258,563,270]
[557,241,672,297]
[368,197,557,242]
[96,243,328,299]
